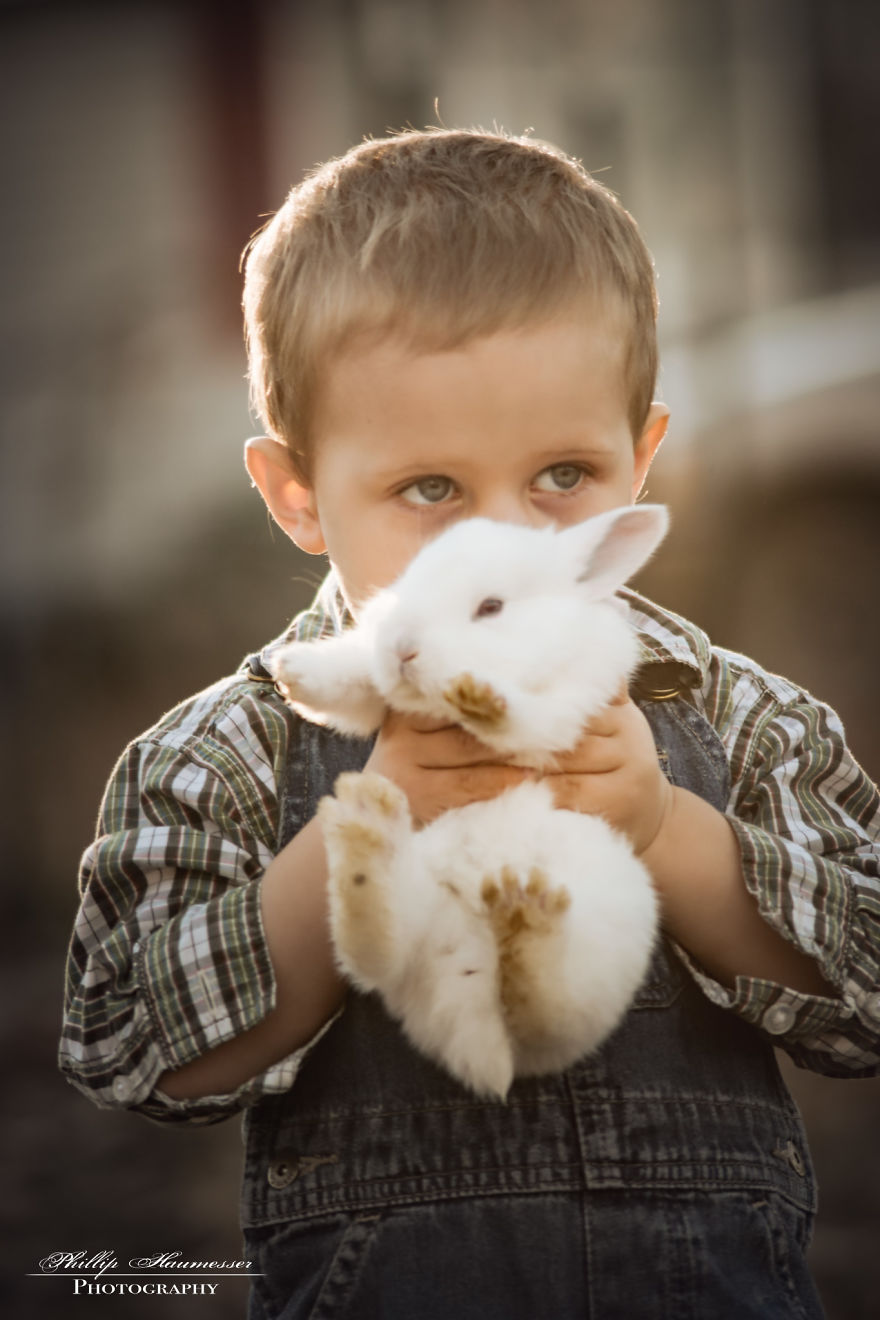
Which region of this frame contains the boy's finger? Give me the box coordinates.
[394,713,454,734]
[386,710,488,743]
[380,708,437,733]
[581,707,621,738]
[416,744,513,769]
[434,764,531,805]
[583,690,636,736]
[416,724,499,760]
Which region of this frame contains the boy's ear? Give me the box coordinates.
[632,403,669,499]
[244,436,327,555]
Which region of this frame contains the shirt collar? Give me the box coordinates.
[619,587,709,689]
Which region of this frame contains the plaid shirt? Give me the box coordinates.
[59,575,880,1124]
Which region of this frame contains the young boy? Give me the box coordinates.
[60,129,880,1319]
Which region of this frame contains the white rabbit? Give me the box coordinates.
[268,504,669,1099]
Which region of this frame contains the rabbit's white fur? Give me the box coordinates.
[268,504,669,1098]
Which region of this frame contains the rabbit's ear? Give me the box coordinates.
[570,504,669,597]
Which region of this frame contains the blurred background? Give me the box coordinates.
[2,0,878,1316]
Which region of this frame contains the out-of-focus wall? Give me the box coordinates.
[3,2,878,1317]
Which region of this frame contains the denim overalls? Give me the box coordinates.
[241,663,825,1320]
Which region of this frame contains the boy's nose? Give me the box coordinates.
[473,496,551,528]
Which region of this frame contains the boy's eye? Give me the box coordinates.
[533,463,588,493]
[399,475,456,505]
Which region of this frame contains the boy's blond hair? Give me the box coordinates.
[243,129,658,478]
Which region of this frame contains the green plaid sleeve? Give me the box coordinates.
[628,592,880,1075]
[58,674,312,1124]
[689,648,880,1075]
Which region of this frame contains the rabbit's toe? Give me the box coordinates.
[319,777,412,990]
[481,866,573,1049]
[318,774,410,893]
[443,673,507,729]
[332,771,409,822]
[525,866,571,917]
[482,865,569,938]
[318,795,385,856]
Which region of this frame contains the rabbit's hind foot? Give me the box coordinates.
[481,866,571,1037]
[319,772,411,986]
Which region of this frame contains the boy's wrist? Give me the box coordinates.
[638,785,735,896]
[639,787,834,996]
[637,787,736,920]
[635,776,676,861]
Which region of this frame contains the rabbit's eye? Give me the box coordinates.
[474,597,504,619]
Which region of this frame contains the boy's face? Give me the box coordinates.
[248,312,667,614]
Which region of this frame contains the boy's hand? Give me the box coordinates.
[540,688,672,856]
[364,710,530,825]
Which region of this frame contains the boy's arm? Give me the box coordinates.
[545,696,835,992]
[58,682,332,1124]
[155,814,343,1102]
[694,672,880,1075]
[546,677,880,1076]
[639,786,836,994]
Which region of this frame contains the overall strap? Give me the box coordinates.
[633,662,730,812]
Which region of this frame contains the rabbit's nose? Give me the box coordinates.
[395,640,418,672]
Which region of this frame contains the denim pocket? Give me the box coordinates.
[578,1188,822,1319]
[246,1211,383,1320]
[249,1194,588,1320]
[749,1191,821,1319]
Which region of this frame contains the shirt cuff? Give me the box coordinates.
[672,812,853,1042]
[141,1008,344,1125]
[671,942,848,1043]
[128,881,346,1120]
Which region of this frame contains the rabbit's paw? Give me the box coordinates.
[332,770,409,823]
[267,645,318,702]
[481,866,571,1037]
[318,773,411,988]
[443,673,508,730]
[319,772,410,875]
[482,866,570,938]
